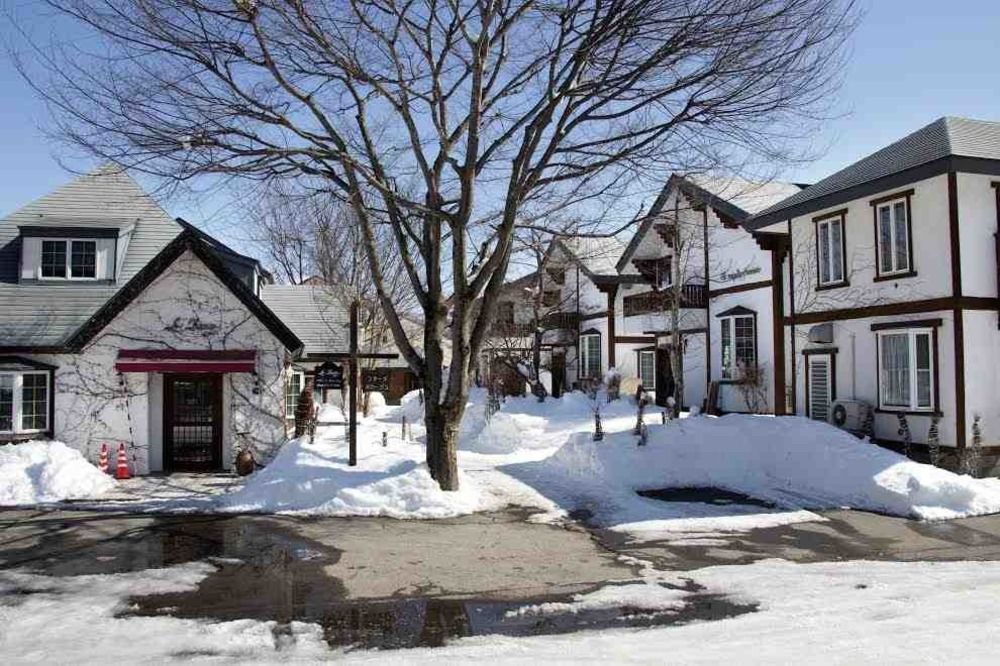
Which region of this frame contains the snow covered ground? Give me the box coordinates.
[6,389,1000,534]
[4,556,1000,663]
[0,440,115,505]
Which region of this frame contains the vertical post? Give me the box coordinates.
[349,299,359,466]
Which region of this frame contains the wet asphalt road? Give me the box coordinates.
[4,507,1000,649]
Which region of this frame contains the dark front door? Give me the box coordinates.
[164,373,223,473]
[654,348,675,408]
[551,352,566,398]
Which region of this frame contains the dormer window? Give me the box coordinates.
[40,240,97,279]
[19,227,117,283]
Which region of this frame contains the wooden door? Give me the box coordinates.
[654,348,675,407]
[551,352,566,398]
[164,373,223,473]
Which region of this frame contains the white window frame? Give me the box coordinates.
[816,215,846,287]
[0,371,49,435]
[719,314,756,380]
[875,198,911,276]
[579,333,602,380]
[285,370,305,419]
[877,329,935,412]
[39,238,99,281]
[637,350,656,390]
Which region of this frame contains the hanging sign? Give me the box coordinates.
[313,361,344,390]
[362,368,390,393]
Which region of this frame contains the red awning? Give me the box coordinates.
[115,349,257,373]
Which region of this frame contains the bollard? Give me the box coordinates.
[382,431,388,447]
[401,415,408,442]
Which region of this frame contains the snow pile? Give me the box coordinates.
[220,432,509,519]
[508,581,688,617]
[504,413,1000,525]
[0,441,115,505]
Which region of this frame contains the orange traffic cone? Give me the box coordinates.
[115,443,131,480]
[98,443,109,474]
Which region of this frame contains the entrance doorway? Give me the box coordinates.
[164,373,223,473]
[654,348,675,408]
[551,352,566,398]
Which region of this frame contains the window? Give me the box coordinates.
[0,372,49,434]
[638,350,656,389]
[815,214,845,287]
[285,370,305,419]
[579,333,602,379]
[876,199,910,276]
[720,314,756,380]
[39,239,98,280]
[878,329,934,411]
[40,240,67,278]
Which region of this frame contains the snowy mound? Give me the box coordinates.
[504,414,1000,524]
[220,434,508,519]
[0,441,115,505]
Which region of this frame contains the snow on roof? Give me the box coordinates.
[557,235,628,277]
[689,175,805,216]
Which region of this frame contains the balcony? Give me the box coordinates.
[541,311,580,330]
[623,284,708,316]
[490,321,535,338]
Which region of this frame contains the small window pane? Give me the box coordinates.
[915,333,931,408]
[721,318,733,378]
[735,316,756,369]
[830,220,844,282]
[881,334,910,407]
[41,241,67,278]
[893,202,908,271]
[0,375,12,432]
[818,223,831,284]
[879,206,893,273]
[285,372,303,418]
[71,241,97,278]
[21,374,48,431]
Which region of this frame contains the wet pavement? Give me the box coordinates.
[4,504,1000,651]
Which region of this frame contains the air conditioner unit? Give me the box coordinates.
[829,399,871,432]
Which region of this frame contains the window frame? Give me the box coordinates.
[870,190,916,281]
[637,349,656,390]
[719,312,757,381]
[38,238,100,281]
[578,332,602,380]
[813,209,848,290]
[875,327,937,413]
[285,369,305,419]
[0,371,50,435]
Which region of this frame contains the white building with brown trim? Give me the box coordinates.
[747,116,1000,474]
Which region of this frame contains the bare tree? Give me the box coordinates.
[21,0,857,489]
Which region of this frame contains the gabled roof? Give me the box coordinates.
[546,235,645,288]
[64,229,302,353]
[261,284,352,357]
[0,165,183,347]
[747,116,1000,229]
[616,174,802,272]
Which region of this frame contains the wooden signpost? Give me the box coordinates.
[307,300,399,466]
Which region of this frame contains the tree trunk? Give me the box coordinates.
[424,399,461,490]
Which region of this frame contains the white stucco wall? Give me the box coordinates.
[957,172,1000,298]
[28,249,289,473]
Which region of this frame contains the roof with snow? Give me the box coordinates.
[260,284,352,357]
[747,116,1000,229]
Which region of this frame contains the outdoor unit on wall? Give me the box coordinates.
[829,399,870,433]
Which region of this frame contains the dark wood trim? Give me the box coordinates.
[579,310,609,321]
[812,208,850,222]
[643,327,708,336]
[703,206,711,393]
[785,296,998,326]
[17,225,120,238]
[803,348,836,420]
[948,171,966,450]
[770,246,786,414]
[802,346,839,355]
[614,336,657,344]
[875,408,944,417]
[708,279,773,298]
[606,287,618,368]
[870,318,942,331]
[0,355,58,370]
[786,220,797,414]
[815,280,850,292]
[872,190,916,280]
[873,270,918,283]
[993,181,1000,330]
[0,346,68,354]
[869,189,915,207]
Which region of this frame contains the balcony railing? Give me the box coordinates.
[490,321,535,338]
[622,284,708,316]
[541,311,580,330]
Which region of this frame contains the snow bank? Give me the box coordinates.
[504,414,1000,524]
[220,432,509,519]
[0,441,115,505]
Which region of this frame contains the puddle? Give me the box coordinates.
[638,487,776,509]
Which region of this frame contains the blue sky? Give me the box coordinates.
[2,1,1000,244]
